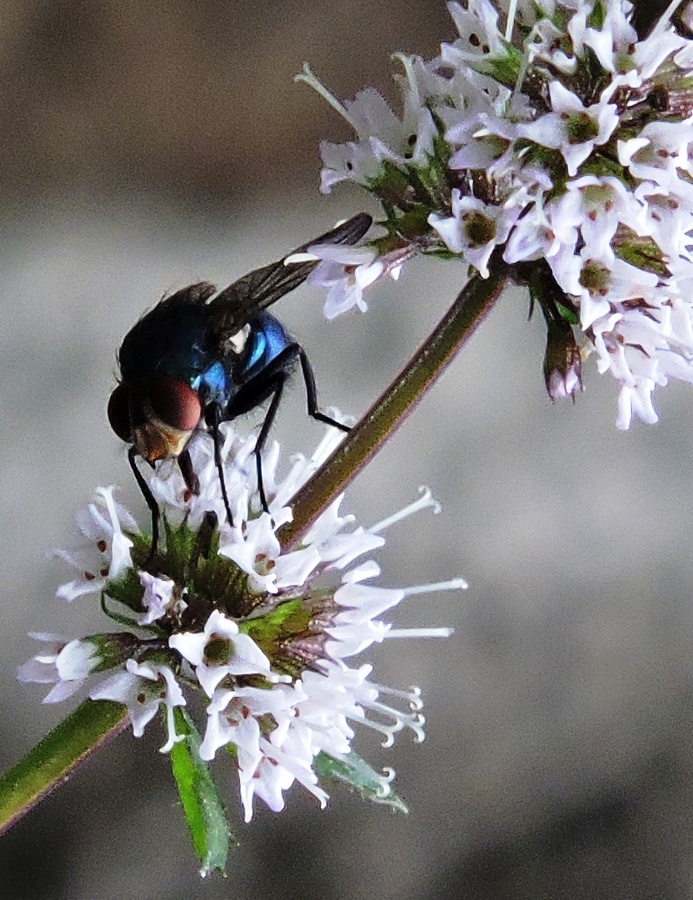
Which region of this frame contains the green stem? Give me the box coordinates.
[279,254,510,548]
[0,700,127,835]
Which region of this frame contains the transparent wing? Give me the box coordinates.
[206,212,372,340]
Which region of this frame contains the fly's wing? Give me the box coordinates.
[206,212,372,342]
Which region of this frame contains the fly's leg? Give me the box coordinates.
[178,447,200,497]
[295,344,351,434]
[251,372,286,512]
[128,446,160,560]
[220,342,348,519]
[208,403,235,529]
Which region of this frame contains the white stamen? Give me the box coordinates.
[355,715,403,748]
[369,486,441,534]
[371,682,423,710]
[651,0,685,37]
[295,64,360,132]
[401,577,468,596]
[386,627,455,639]
[358,696,426,746]
[392,52,422,105]
[505,0,518,42]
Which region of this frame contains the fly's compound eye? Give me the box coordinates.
[148,375,202,432]
[107,383,133,442]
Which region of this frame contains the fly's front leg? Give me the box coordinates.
[208,403,235,530]
[178,447,200,498]
[128,446,160,561]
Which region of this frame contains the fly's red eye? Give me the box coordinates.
[148,375,202,431]
[107,383,133,442]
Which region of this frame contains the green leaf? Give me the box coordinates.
[169,708,236,876]
[554,301,579,326]
[314,751,408,813]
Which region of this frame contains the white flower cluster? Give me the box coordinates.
[18,427,459,822]
[299,0,693,428]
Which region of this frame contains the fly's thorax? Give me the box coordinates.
[117,296,211,383]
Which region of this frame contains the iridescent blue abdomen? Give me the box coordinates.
[242,313,291,380]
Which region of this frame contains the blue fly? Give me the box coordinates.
[108,213,372,553]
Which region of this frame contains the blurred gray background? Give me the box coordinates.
[1,1,693,898]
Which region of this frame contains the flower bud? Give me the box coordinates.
[544,319,583,401]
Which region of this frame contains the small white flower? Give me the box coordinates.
[54,486,135,602]
[219,513,284,593]
[618,119,693,193]
[138,572,181,625]
[517,81,621,178]
[17,634,100,703]
[325,581,403,659]
[296,60,438,194]
[148,427,257,531]
[445,111,518,177]
[200,682,322,822]
[503,200,570,264]
[589,293,693,429]
[169,609,281,697]
[446,0,508,61]
[251,734,328,815]
[572,0,637,72]
[90,659,185,753]
[306,244,384,318]
[200,683,295,763]
[429,190,520,277]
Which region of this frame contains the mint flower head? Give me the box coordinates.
[19,425,460,826]
[298,0,693,428]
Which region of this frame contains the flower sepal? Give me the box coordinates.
[543,318,584,401]
[313,750,407,813]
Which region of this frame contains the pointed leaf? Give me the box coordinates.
[314,751,408,813]
[169,708,237,876]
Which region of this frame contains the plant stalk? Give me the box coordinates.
[279,254,510,548]
[0,700,127,835]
